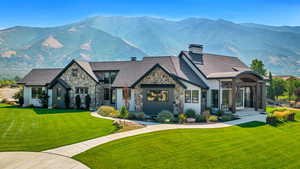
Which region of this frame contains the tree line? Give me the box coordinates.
[250,59,300,102]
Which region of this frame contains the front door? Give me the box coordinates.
[143,88,174,116]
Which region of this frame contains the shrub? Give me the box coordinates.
[178,113,186,123]
[1,98,8,104]
[208,115,218,122]
[64,92,70,108]
[185,109,196,118]
[196,114,206,123]
[113,120,123,130]
[136,112,145,120]
[111,110,120,118]
[221,114,235,122]
[273,110,294,121]
[120,106,128,119]
[38,91,49,108]
[98,106,115,116]
[127,112,136,120]
[157,110,174,123]
[75,95,81,109]
[85,94,91,110]
[266,113,277,125]
[216,110,224,117]
[19,96,24,107]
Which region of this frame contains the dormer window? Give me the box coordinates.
[72,69,78,77]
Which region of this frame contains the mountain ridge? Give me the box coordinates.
[0,16,300,79]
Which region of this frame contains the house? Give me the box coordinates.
[18,44,267,115]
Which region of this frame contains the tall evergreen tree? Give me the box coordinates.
[250,59,267,76]
[267,72,274,100]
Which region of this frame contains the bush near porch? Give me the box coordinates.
[266,107,295,125]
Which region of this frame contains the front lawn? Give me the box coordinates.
[74,108,300,169]
[0,104,116,151]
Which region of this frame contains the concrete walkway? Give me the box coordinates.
[44,113,266,157]
[0,152,89,169]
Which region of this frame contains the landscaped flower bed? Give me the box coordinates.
[97,106,237,124]
[266,108,295,125]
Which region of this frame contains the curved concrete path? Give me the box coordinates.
[0,152,89,169]
[44,112,266,157]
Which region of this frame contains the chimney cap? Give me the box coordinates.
[131,57,137,61]
[189,44,203,48]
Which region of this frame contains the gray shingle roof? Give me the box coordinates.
[106,56,208,88]
[17,68,62,86]
[182,51,251,78]
[75,60,98,82]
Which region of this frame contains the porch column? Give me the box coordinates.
[261,82,266,112]
[254,83,259,111]
[232,79,236,113]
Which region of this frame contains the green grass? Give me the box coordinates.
[0,104,116,151]
[74,108,300,169]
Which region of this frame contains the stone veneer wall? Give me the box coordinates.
[134,66,185,113]
[60,63,98,109]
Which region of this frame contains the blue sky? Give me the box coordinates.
[1,0,300,29]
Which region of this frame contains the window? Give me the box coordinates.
[75,87,88,95]
[111,72,117,83]
[211,90,219,108]
[32,87,42,99]
[192,90,199,103]
[146,90,168,102]
[122,88,131,100]
[104,88,110,100]
[185,90,199,103]
[104,72,110,84]
[185,90,191,103]
[56,87,62,100]
[72,69,78,77]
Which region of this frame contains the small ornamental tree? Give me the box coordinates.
[85,94,91,110]
[273,78,286,100]
[38,91,49,108]
[64,92,70,109]
[75,95,81,109]
[19,96,24,107]
[123,86,130,109]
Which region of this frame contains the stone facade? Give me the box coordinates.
[134,66,185,113]
[60,63,98,109]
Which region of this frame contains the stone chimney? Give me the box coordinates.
[189,44,203,54]
[131,57,137,61]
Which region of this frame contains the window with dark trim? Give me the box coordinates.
[146,90,168,102]
[110,72,117,83]
[57,87,62,100]
[104,88,110,100]
[185,90,199,103]
[75,87,88,95]
[192,90,199,103]
[104,72,110,84]
[72,69,78,77]
[185,90,191,103]
[211,90,219,108]
[32,87,43,99]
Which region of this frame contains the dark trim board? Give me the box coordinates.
[140,84,175,88]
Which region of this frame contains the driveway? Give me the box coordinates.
[0,152,89,169]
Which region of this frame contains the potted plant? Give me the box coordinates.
[185,109,196,123]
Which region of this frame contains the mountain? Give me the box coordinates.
[0,16,300,78]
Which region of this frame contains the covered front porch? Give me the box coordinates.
[219,71,266,114]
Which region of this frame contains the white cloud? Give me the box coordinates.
[268,56,281,65]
